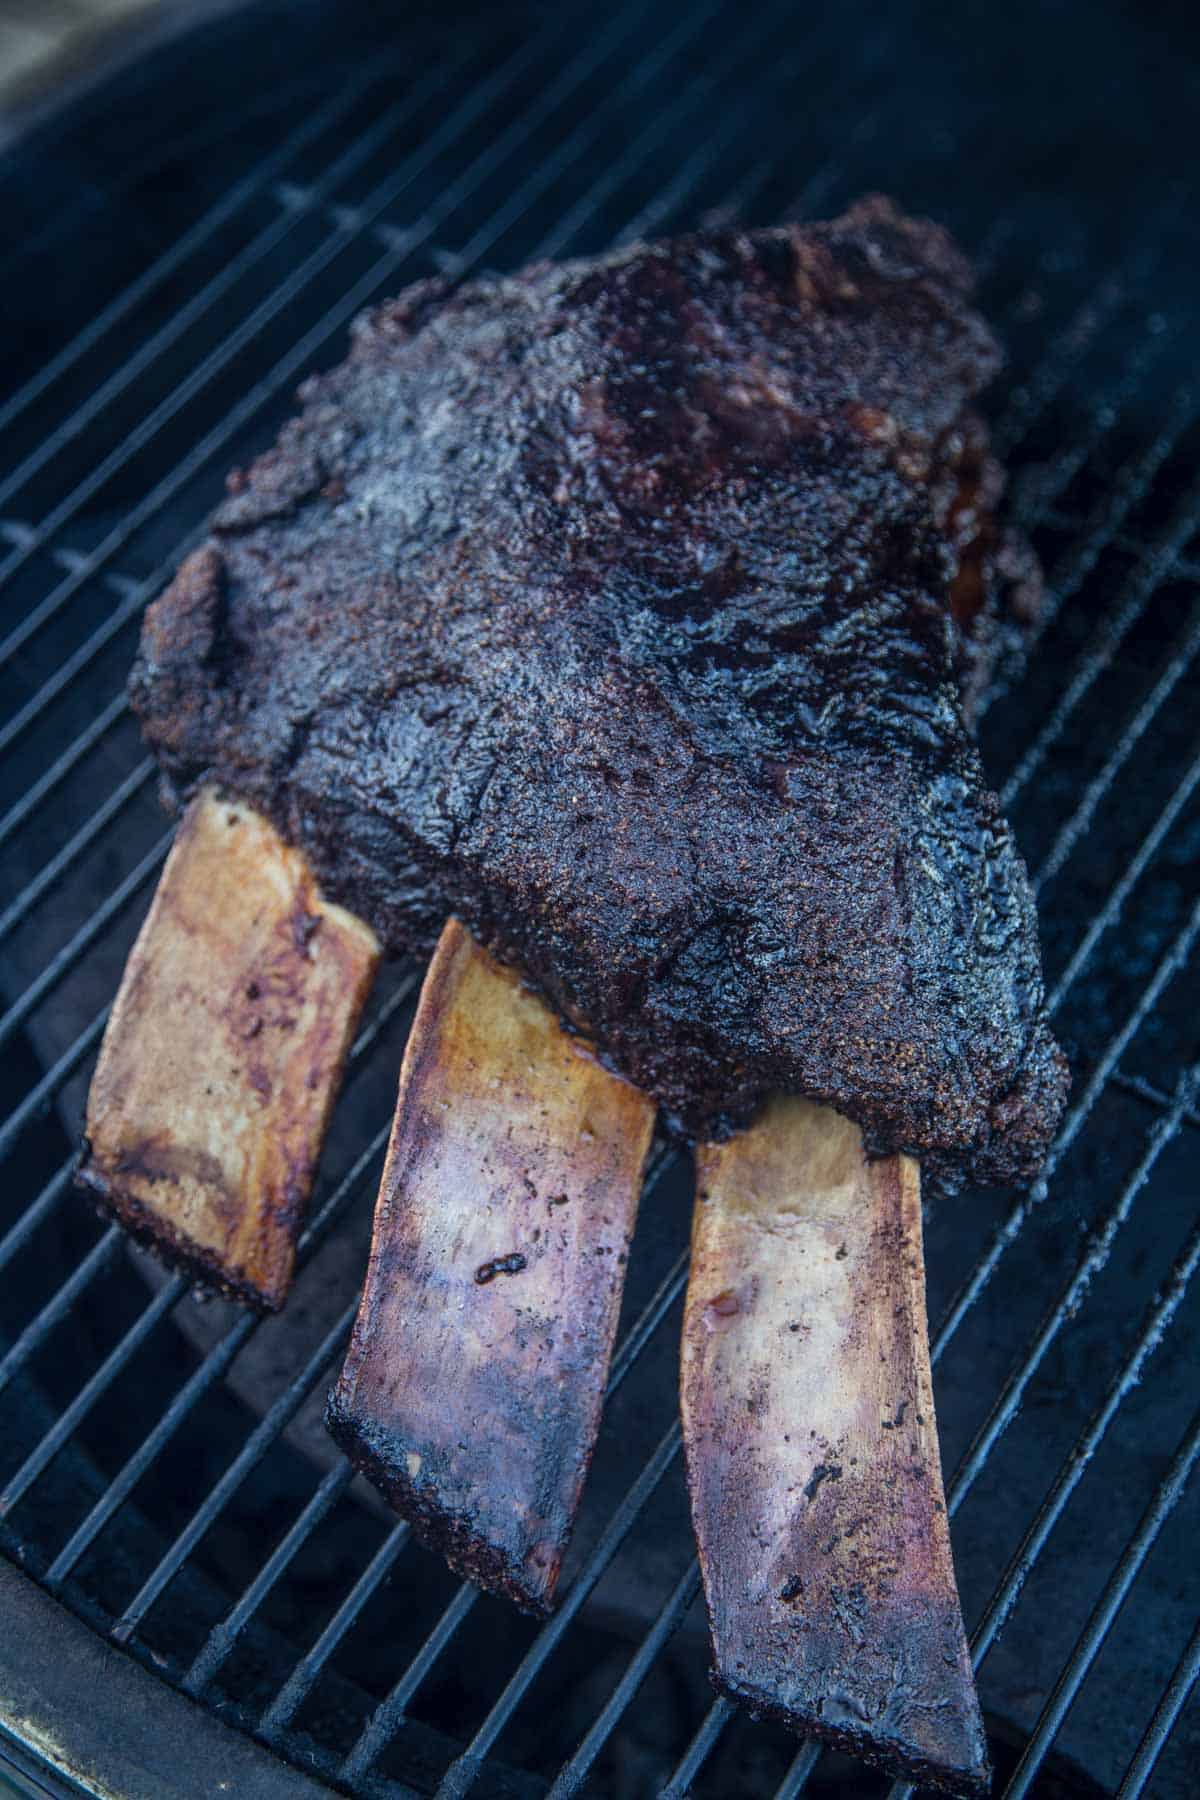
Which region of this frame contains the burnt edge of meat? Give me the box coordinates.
[130,196,1068,1195]
[710,1668,990,1799]
[75,1147,281,1313]
[324,1389,552,1616]
[937,410,1043,721]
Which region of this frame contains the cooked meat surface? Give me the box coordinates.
[132,197,1067,1190]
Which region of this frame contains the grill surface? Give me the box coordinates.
[0,1,1198,1795]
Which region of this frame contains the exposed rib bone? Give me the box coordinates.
[681,1096,989,1797]
[327,918,655,1614]
[77,789,380,1311]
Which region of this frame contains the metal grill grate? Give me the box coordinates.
[0,1,1198,1795]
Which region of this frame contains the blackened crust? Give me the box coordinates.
[709,1667,990,1799]
[76,1149,281,1313]
[325,1389,551,1615]
[130,198,1068,1192]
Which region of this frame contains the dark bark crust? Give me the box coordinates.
[130,197,1068,1192]
[76,1151,282,1313]
[710,1667,991,1799]
[324,1389,554,1616]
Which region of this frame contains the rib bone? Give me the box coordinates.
[327,918,655,1614]
[681,1095,989,1797]
[77,788,381,1311]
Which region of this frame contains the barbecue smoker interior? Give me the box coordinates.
[132,197,1067,1194]
[1,0,1197,1795]
[86,200,1060,1795]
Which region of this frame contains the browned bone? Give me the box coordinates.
[77,789,381,1311]
[681,1096,990,1798]
[326,917,656,1614]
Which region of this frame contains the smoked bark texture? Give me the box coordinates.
[682,1097,990,1796]
[130,196,1068,1193]
[326,918,654,1612]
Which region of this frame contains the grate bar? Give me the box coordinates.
[1023,378,1198,655]
[547,1557,702,1797]
[1033,600,1200,893]
[0,29,1194,1800]
[707,156,779,232]
[994,270,1130,453]
[992,263,1129,454]
[1112,1067,1200,1131]
[535,0,789,260]
[991,191,1182,459]
[783,89,895,227]
[244,1151,685,1748]
[0,756,155,944]
[0,9,568,623]
[0,959,413,1301]
[930,891,1200,1366]
[1001,474,1200,810]
[0,63,401,441]
[0,831,170,1052]
[432,0,734,274]
[414,1424,682,1797]
[8,949,420,1496]
[0,37,500,543]
[0,912,413,1182]
[0,584,151,763]
[969,1205,1200,1672]
[618,73,780,245]
[607,1237,686,1391]
[1002,1404,1200,1800]
[0,1269,188,1519]
[0,0,735,764]
[1114,540,1200,583]
[182,1460,355,1697]
[884,1136,1200,1800]
[0,0,659,691]
[0,1160,74,1278]
[612,9,838,250]
[942,1061,1200,1520]
[110,1299,359,1645]
[348,1580,483,1784]
[41,1122,390,1591]
[1114,1617,1200,1799]
[328,1144,687,1789]
[1012,316,1181,527]
[774,1740,823,1800]
[186,1157,679,1704]
[659,1695,737,1799]
[0,1225,121,1399]
[0,693,129,854]
[257,1516,411,1741]
[1046,733,1200,1012]
[0,0,805,1634]
[41,1297,247,1583]
[0,1001,106,1164]
[1042,511,1200,584]
[344,972,421,1067]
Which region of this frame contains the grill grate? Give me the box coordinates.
[1,1,1198,1795]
